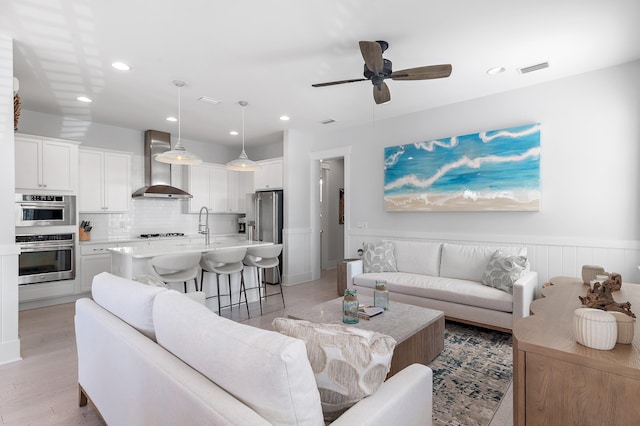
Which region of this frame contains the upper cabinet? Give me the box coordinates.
[186,163,255,214]
[187,163,229,213]
[15,134,80,192]
[78,148,131,212]
[227,169,254,213]
[253,157,283,190]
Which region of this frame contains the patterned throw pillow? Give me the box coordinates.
[481,250,530,294]
[362,241,397,273]
[272,318,396,422]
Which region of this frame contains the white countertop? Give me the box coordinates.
[108,240,272,258]
[79,234,245,245]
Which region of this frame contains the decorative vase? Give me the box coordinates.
[573,308,617,350]
[609,311,635,344]
[343,288,359,324]
[373,280,389,311]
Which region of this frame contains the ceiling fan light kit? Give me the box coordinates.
[156,80,203,166]
[312,40,452,104]
[226,101,260,172]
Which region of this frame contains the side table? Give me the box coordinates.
[336,258,359,296]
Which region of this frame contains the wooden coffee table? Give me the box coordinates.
[287,297,445,377]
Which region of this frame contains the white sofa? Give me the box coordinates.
[75,272,433,425]
[346,241,539,332]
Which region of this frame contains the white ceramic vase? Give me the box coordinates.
[609,311,635,344]
[573,308,617,350]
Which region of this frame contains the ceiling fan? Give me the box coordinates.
[312,40,452,105]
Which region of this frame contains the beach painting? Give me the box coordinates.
[384,123,541,212]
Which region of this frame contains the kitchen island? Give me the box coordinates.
[109,240,273,280]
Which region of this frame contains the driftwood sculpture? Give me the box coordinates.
[579,276,635,318]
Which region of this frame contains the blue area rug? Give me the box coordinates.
[428,321,513,425]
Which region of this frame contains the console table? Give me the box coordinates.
[513,276,640,425]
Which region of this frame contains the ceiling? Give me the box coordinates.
[2,1,640,147]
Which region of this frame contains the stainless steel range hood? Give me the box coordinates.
[132,130,193,199]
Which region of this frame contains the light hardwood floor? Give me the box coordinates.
[0,269,513,425]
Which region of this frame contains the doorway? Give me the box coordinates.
[319,158,345,270]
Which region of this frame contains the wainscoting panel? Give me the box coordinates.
[348,231,640,287]
[283,228,313,285]
[0,245,21,365]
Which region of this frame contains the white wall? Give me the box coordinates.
[0,35,21,365]
[286,60,640,285]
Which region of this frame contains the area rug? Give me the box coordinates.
[428,321,513,426]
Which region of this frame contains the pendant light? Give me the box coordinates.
[226,101,259,171]
[156,80,202,165]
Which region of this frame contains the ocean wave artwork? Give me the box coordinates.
[384,123,541,212]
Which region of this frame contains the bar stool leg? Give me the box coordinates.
[276,265,285,307]
[239,271,250,318]
[215,273,222,315]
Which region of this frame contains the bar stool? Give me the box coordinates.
[200,247,250,318]
[148,252,201,293]
[243,244,284,315]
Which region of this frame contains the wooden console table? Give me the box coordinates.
[513,276,640,425]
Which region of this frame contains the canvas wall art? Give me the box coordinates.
[384,123,541,212]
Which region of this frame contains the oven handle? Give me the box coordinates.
[19,244,75,252]
[17,202,66,208]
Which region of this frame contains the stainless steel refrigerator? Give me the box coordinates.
[246,190,283,283]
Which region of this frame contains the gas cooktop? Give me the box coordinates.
[139,233,185,239]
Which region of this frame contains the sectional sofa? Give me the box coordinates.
[346,240,539,332]
[75,272,433,425]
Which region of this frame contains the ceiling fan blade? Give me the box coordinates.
[359,41,384,75]
[312,78,367,87]
[391,64,452,81]
[373,82,391,105]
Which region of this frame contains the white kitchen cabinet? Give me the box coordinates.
[79,148,131,212]
[186,163,230,213]
[15,134,80,192]
[79,243,116,292]
[228,170,254,213]
[253,157,283,190]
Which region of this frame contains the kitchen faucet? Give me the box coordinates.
[198,206,210,246]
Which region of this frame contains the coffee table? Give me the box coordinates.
[287,297,445,377]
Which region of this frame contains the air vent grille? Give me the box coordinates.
[518,62,549,74]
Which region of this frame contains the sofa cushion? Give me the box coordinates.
[439,243,527,282]
[91,272,167,341]
[363,241,397,273]
[386,240,442,276]
[481,250,530,294]
[354,272,514,313]
[153,291,324,426]
[272,318,396,422]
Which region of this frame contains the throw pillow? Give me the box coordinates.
[272,318,396,422]
[362,241,397,273]
[481,250,530,294]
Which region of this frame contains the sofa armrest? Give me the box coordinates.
[332,363,432,426]
[346,259,363,285]
[512,270,539,326]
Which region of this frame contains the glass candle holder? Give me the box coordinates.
[374,280,389,311]
[343,288,359,324]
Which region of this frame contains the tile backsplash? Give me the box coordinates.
[80,199,240,240]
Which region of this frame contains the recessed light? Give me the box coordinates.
[486,67,506,75]
[229,131,239,136]
[280,115,290,121]
[111,62,131,71]
[76,96,92,103]
[166,116,177,122]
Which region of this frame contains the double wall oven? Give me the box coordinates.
[15,194,77,285]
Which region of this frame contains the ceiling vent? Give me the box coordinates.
[197,96,222,105]
[518,62,549,74]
